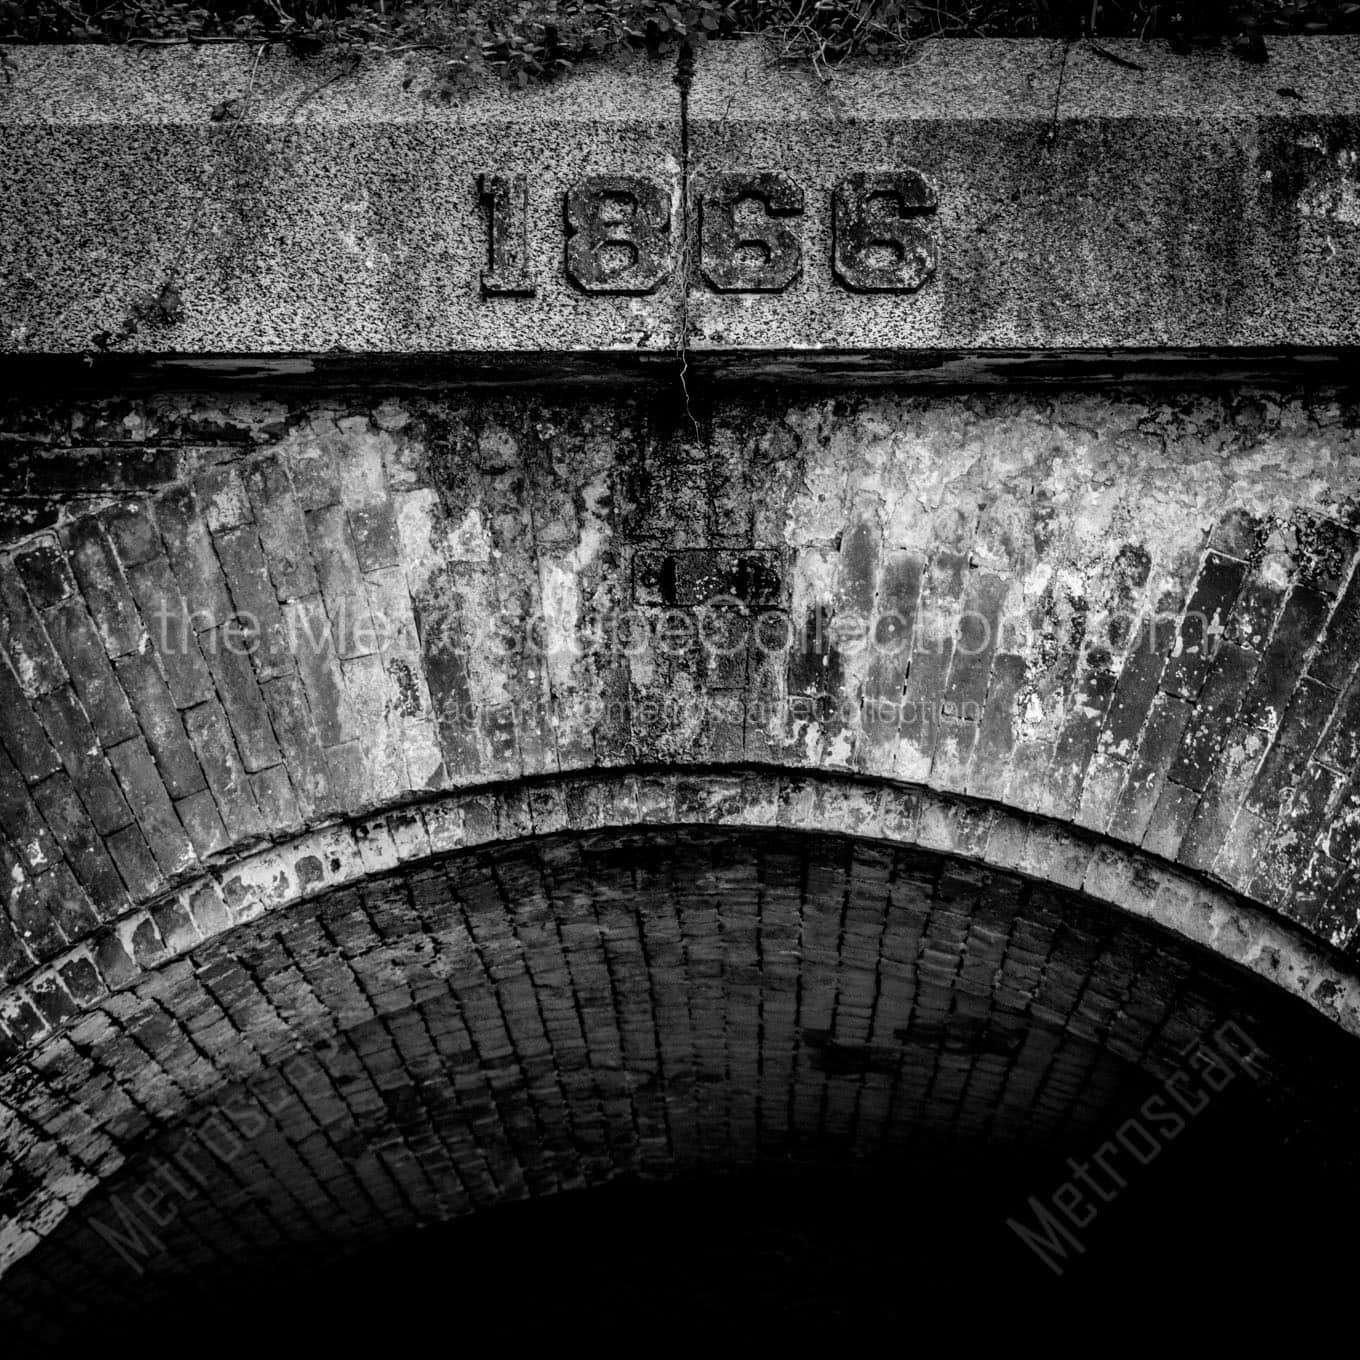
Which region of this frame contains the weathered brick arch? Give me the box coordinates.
[4,31,1360,1345]
[3,385,1360,1332]
[1,768,1358,1341]
[4,768,1360,1060]
[2,387,1360,1021]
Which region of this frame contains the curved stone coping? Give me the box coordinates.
[2,38,1359,355]
[4,767,1358,1058]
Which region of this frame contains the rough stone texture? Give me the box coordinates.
[4,39,1360,356]
[687,38,1360,351]
[0,46,681,354]
[0,822,1355,1346]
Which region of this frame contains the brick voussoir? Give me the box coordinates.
[1308,559,1360,692]
[112,651,208,801]
[104,736,198,880]
[1245,675,1339,816]
[37,595,139,747]
[60,518,144,660]
[0,558,67,699]
[211,524,294,684]
[1161,550,1250,702]
[4,770,1357,1069]
[152,484,235,632]
[122,554,215,708]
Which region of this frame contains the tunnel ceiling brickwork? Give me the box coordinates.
[0,825,1351,1344]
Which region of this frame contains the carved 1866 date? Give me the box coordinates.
[479,168,939,296]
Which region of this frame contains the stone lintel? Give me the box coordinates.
[1,38,1358,358]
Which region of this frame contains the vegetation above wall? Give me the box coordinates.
[3,0,1359,87]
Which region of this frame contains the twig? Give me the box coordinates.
[1086,40,1146,71]
[286,53,361,121]
[127,36,261,46]
[235,40,269,129]
[1046,40,1069,141]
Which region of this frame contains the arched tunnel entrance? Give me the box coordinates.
[3,776,1359,1351]
[2,372,1360,1345]
[6,25,1360,1347]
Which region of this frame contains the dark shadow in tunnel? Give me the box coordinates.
[4,823,1360,1355]
[14,1064,1360,1357]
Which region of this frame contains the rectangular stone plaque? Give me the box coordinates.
[2,39,1359,358]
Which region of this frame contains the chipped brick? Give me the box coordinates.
[14,540,74,609]
[63,518,143,657]
[153,483,233,629]
[33,686,131,835]
[242,453,318,602]
[106,736,197,878]
[126,554,215,707]
[113,651,206,798]
[1161,551,1247,700]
